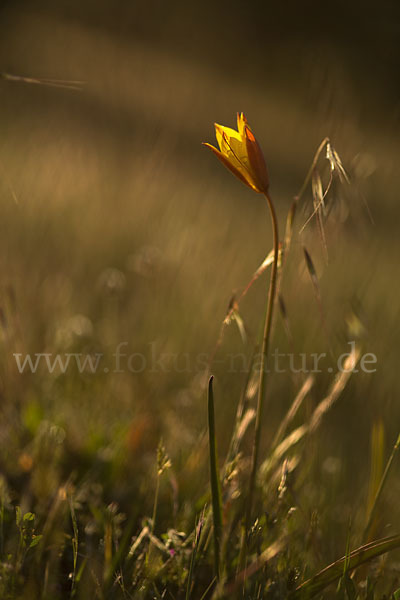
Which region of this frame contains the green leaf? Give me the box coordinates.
[29,535,43,549]
[23,512,35,522]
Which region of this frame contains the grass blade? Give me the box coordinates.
[1,71,84,91]
[185,511,205,600]
[311,169,328,262]
[309,343,361,433]
[290,535,400,599]
[207,376,223,579]
[271,375,314,449]
[302,246,331,354]
[363,432,400,541]
[226,538,286,594]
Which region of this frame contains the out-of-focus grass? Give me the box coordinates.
[0,2,400,598]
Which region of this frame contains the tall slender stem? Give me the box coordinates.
[245,191,279,532]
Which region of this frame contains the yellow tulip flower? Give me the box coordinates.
[203,112,269,193]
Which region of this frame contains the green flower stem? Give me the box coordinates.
[245,191,279,532]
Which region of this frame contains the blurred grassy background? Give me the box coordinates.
[0,0,399,554]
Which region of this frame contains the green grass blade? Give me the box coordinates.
[185,511,205,600]
[363,432,400,541]
[290,535,400,599]
[207,376,223,580]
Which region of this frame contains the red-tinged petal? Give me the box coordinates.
[202,143,261,192]
[245,125,269,193]
[237,112,248,138]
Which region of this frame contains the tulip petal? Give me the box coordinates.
[245,125,269,193]
[203,114,268,194]
[216,127,258,189]
[237,112,247,137]
[202,143,260,192]
[214,123,242,154]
